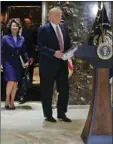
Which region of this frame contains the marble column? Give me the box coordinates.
[42,1,48,25]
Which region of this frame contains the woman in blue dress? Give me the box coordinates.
[1,18,29,109]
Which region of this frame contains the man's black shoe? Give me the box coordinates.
[19,97,25,104]
[58,114,72,122]
[45,116,57,122]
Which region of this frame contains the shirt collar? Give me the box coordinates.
[50,21,59,29]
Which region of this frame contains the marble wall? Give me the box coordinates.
[48,1,112,45]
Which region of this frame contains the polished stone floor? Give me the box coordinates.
[1,102,89,144]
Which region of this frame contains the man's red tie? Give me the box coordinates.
[56,26,64,52]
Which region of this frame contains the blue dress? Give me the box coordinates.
[1,34,29,82]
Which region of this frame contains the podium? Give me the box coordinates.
[74,44,113,144]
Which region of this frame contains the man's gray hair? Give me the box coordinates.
[49,7,62,14]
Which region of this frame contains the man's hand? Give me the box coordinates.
[24,62,29,68]
[29,58,34,65]
[54,51,63,59]
[35,46,38,52]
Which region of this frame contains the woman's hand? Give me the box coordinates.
[24,62,29,68]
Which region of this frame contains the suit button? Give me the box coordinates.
[12,54,14,56]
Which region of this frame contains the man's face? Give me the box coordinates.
[49,12,62,25]
[24,19,32,28]
[25,22,31,28]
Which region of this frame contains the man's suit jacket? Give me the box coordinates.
[22,27,35,58]
[37,22,71,75]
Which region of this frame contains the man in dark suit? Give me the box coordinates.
[18,18,35,103]
[22,18,35,78]
[37,7,71,122]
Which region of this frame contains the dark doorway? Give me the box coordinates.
[8,5,41,28]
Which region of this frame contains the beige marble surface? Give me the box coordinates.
[1,102,89,144]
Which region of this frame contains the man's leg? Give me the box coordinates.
[28,64,34,83]
[39,72,55,118]
[18,77,27,104]
[56,63,71,122]
[18,69,27,104]
[56,63,69,116]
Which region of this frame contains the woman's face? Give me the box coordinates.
[11,22,19,34]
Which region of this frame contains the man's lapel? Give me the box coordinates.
[48,22,66,50]
[49,22,59,44]
[49,23,57,39]
[49,22,65,42]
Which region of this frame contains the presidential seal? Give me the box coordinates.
[97,42,112,60]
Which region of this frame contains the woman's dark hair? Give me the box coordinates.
[7,18,21,34]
